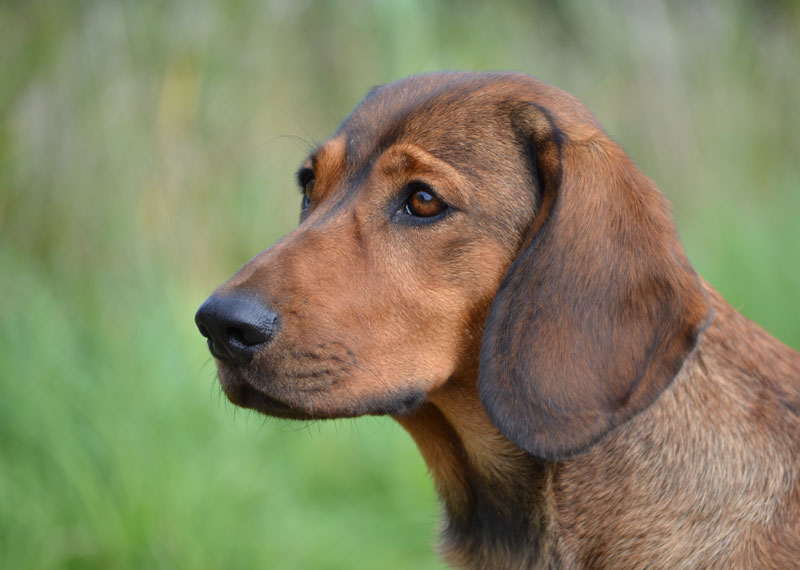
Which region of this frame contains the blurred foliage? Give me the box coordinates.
[1,0,798,568]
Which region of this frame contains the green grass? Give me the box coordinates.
[1,1,799,568]
[0,244,440,569]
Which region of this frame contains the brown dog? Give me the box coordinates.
[195,72,800,569]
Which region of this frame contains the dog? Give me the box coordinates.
[195,72,800,569]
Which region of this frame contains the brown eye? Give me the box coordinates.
[297,168,315,212]
[303,176,315,198]
[405,185,447,218]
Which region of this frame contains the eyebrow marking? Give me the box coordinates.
[374,142,471,210]
[295,137,348,199]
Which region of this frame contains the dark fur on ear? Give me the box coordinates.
[479,104,711,461]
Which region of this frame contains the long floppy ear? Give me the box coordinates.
[479,105,711,461]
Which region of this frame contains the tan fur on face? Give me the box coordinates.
[203,72,800,568]
[299,136,347,204]
[214,120,524,419]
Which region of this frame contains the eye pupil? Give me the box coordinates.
[407,188,446,218]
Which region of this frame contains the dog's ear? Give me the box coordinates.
[479,105,711,461]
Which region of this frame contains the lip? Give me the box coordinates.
[218,368,318,420]
[214,360,429,420]
[239,387,307,418]
[207,342,230,362]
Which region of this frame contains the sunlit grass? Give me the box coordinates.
[0,245,440,569]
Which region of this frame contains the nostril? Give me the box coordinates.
[227,327,246,347]
[225,316,276,348]
[195,293,280,364]
[226,326,264,348]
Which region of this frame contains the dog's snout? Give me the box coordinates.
[195,293,279,364]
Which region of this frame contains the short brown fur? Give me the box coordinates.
[200,72,800,569]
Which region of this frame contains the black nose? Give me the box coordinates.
[195,293,279,364]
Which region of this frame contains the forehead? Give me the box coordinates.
[302,72,605,201]
[316,73,531,173]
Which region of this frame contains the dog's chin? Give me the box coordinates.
[216,366,428,420]
[215,368,315,419]
[222,380,312,419]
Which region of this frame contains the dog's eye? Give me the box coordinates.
[303,176,315,197]
[404,184,447,219]
[297,168,315,212]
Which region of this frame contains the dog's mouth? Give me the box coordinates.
[217,366,319,420]
[215,362,429,420]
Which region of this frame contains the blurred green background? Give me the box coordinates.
[1,1,799,568]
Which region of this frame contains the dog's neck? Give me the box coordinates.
[394,290,800,568]
[394,373,555,568]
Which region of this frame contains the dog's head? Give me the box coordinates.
[196,72,710,460]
